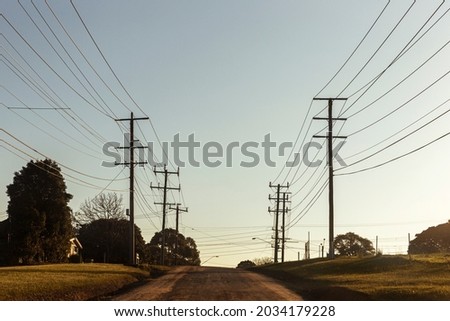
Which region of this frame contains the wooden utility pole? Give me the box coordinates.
[269,182,289,263]
[376,235,379,254]
[151,165,180,265]
[281,192,291,263]
[169,204,188,265]
[115,112,148,265]
[313,98,347,259]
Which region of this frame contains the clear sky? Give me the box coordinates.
[1,0,449,268]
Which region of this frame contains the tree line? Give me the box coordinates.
[0,159,200,266]
[237,227,450,268]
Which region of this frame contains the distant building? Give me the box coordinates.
[68,237,83,258]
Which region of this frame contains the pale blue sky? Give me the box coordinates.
[1,0,449,267]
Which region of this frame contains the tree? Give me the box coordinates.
[146,228,200,266]
[334,232,375,257]
[253,257,273,266]
[6,159,73,264]
[409,220,450,254]
[236,260,256,269]
[77,218,145,264]
[74,192,125,227]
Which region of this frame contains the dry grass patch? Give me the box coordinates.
[254,255,450,300]
[0,263,150,300]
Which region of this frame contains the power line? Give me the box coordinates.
[276,1,390,185]
[0,14,114,119]
[290,167,328,211]
[0,33,108,143]
[69,0,167,153]
[344,38,450,119]
[0,101,101,160]
[181,224,262,252]
[282,105,327,186]
[272,100,314,184]
[17,0,121,122]
[344,98,450,161]
[315,0,391,97]
[336,2,448,121]
[0,141,127,192]
[343,4,450,103]
[336,0,416,97]
[44,0,141,128]
[336,131,450,176]
[0,128,126,182]
[67,1,186,207]
[0,58,105,151]
[338,105,450,171]
[286,178,329,230]
[347,68,450,137]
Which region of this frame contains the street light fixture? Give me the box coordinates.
[252,237,272,245]
[202,255,219,265]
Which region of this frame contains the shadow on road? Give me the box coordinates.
[252,268,371,301]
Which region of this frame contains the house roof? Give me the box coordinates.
[70,237,83,249]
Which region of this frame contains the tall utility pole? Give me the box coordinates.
[268,182,289,263]
[151,165,180,265]
[281,192,291,263]
[313,98,347,259]
[115,112,148,266]
[169,204,188,265]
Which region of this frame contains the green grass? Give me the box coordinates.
[0,263,152,300]
[253,254,450,300]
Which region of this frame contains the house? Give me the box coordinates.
[0,219,10,265]
[68,237,83,258]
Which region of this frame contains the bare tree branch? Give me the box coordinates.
[74,193,125,226]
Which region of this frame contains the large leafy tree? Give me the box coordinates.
[6,159,73,264]
[409,221,450,254]
[145,228,200,266]
[334,232,375,257]
[77,218,145,264]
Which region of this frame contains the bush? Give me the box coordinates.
[236,260,256,269]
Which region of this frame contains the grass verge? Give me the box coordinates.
[252,254,450,300]
[0,263,168,300]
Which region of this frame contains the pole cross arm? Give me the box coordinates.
[313,97,348,101]
[313,135,347,139]
[169,206,188,213]
[155,202,178,206]
[313,117,347,121]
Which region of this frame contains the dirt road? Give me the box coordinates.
[112,266,303,301]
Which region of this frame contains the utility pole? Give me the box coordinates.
[169,204,188,265]
[376,236,379,255]
[322,239,325,258]
[115,112,148,266]
[151,165,180,265]
[268,182,289,263]
[281,192,291,263]
[313,98,347,259]
[308,231,311,259]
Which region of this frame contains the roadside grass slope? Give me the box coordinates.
[0,263,162,300]
[253,254,450,300]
